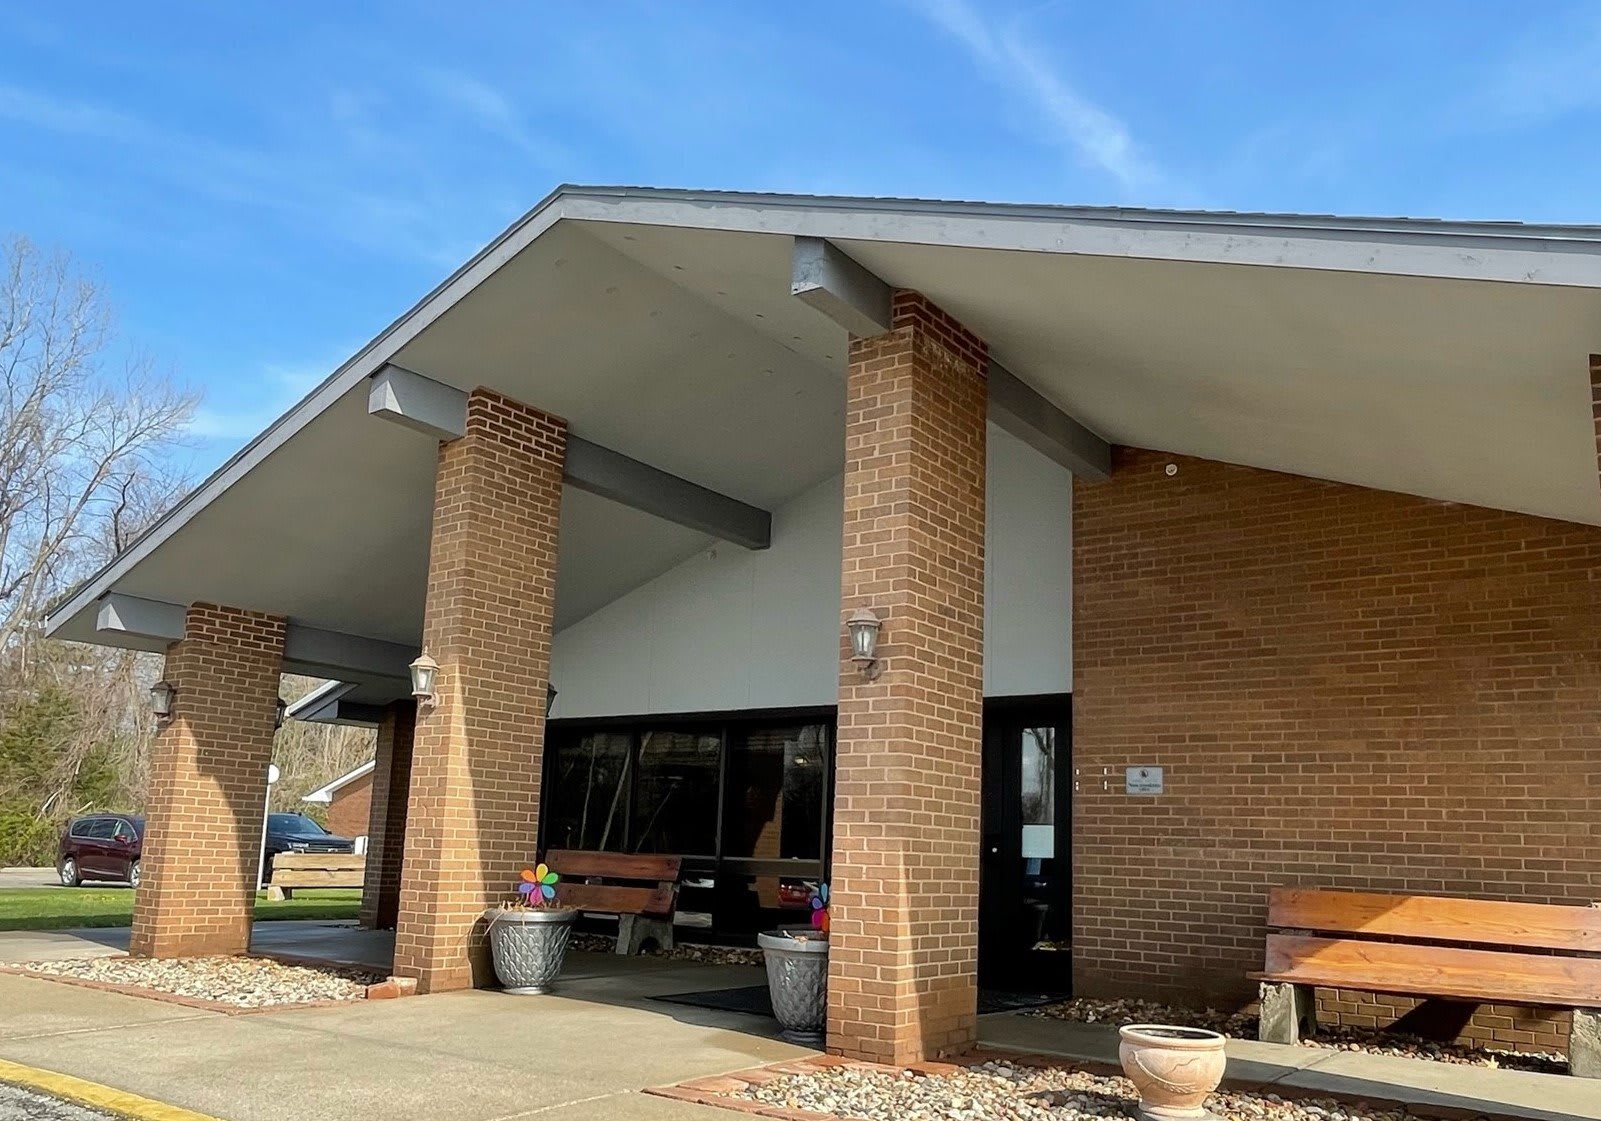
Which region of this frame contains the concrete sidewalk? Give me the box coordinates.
[2,943,1595,1121]
[0,951,806,1121]
[0,920,392,968]
[983,1015,1601,1121]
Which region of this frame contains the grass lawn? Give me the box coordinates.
[0,887,360,931]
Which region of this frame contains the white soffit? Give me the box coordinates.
[44,186,1601,652]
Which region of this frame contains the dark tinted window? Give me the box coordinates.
[723,724,827,861]
[83,818,116,840]
[112,820,137,842]
[545,732,630,851]
[68,818,100,839]
[632,730,719,855]
[268,813,326,834]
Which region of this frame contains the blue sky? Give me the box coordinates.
[3,1,1599,475]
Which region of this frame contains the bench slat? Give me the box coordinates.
[556,882,675,918]
[544,850,681,882]
[1256,933,1601,1008]
[1269,888,1601,953]
[271,869,364,888]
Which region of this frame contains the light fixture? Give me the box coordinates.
[409,651,439,709]
[546,683,558,717]
[150,680,176,720]
[274,697,288,730]
[847,606,883,679]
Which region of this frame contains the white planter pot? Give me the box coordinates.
[1118,1024,1226,1120]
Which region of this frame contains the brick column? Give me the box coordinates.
[827,292,988,1063]
[130,604,285,958]
[392,389,566,993]
[358,700,415,931]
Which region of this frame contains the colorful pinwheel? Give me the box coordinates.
[518,863,559,906]
[810,882,830,933]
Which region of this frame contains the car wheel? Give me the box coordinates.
[128,860,141,890]
[58,857,81,887]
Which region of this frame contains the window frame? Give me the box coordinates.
[542,705,835,880]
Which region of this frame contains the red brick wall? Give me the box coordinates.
[325,770,373,839]
[131,604,285,958]
[828,291,988,1063]
[1072,448,1601,1049]
[393,389,566,993]
[360,701,415,931]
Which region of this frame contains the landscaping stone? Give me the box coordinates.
[4,955,383,1007]
[729,1060,1412,1121]
[569,932,764,967]
[1028,997,1568,1075]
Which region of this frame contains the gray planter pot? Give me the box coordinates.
[486,907,577,994]
[758,929,828,1045]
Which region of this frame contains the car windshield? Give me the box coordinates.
[268,813,327,834]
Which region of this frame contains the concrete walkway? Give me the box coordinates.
[0,952,807,1121]
[1,923,1593,1121]
[0,921,392,968]
[983,1015,1601,1121]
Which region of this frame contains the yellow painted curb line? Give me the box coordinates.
[0,1057,224,1121]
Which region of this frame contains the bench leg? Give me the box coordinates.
[264,885,286,902]
[1258,981,1316,1045]
[617,915,674,956]
[1572,1009,1601,1078]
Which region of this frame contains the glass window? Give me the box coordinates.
[84,818,116,839]
[268,813,327,834]
[112,820,136,842]
[546,732,631,851]
[632,730,720,855]
[723,724,826,861]
[1019,725,1056,859]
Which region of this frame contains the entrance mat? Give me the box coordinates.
[651,985,1060,1018]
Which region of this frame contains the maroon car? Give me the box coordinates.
[57,813,143,888]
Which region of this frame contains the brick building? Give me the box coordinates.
[301,760,376,843]
[47,188,1601,1064]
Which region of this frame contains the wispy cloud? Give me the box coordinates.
[1478,11,1601,125]
[909,0,1159,191]
[0,84,150,143]
[189,351,351,442]
[417,68,572,166]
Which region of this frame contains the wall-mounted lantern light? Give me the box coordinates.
[150,680,177,720]
[409,651,439,709]
[847,606,883,680]
[546,683,558,717]
[274,697,288,730]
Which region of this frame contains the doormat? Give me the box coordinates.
[652,985,1060,1017]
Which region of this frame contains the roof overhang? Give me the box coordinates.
[45,186,1601,668]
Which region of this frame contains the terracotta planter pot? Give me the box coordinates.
[1118,1024,1226,1120]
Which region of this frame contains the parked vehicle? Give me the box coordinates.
[58,814,144,888]
[262,813,354,882]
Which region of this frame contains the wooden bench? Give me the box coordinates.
[1251,887,1601,1077]
[544,850,681,956]
[265,852,364,901]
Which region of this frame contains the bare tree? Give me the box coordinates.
[0,236,197,666]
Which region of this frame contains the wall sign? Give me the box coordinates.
[1125,766,1164,795]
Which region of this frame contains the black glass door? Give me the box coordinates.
[979,696,1072,992]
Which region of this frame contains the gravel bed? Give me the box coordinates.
[0,1082,125,1121]
[735,1059,1409,1121]
[569,933,764,967]
[1027,997,1566,1075]
[6,956,384,1007]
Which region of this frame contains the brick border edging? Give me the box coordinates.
[0,953,393,1015]
[645,1046,1537,1121]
